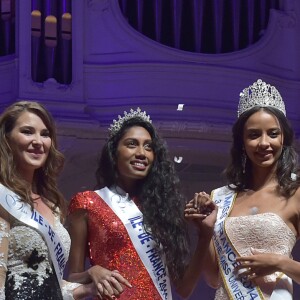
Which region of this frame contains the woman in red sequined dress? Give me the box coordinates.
[67,108,216,299]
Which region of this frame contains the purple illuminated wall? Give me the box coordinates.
[0,0,300,299]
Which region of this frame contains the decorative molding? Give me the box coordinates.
[17,0,84,101]
[87,0,109,10]
[154,121,231,136]
[29,78,77,92]
[273,9,297,29]
[55,117,232,142]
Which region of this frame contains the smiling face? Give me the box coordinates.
[115,126,154,190]
[7,111,52,180]
[243,109,284,172]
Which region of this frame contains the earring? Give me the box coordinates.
[242,151,247,174]
[291,173,297,181]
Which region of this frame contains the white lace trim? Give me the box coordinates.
[62,282,82,300]
[0,288,4,300]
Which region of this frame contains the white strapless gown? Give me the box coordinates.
[214,213,296,300]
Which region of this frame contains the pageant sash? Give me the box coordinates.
[270,274,292,300]
[212,186,293,300]
[96,186,172,300]
[212,186,264,300]
[0,184,67,287]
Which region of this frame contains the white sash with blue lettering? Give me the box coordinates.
[212,186,292,300]
[0,184,67,287]
[212,186,264,300]
[96,186,172,300]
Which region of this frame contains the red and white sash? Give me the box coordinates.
[96,186,172,300]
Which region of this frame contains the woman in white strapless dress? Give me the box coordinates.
[184,79,300,300]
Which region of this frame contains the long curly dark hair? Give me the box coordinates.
[224,106,300,197]
[0,101,66,218]
[96,117,190,281]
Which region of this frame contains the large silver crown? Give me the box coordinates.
[108,107,152,136]
[238,79,286,117]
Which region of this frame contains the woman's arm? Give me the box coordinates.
[277,256,300,284]
[236,251,300,284]
[175,192,220,298]
[67,209,90,283]
[175,235,219,298]
[202,241,220,288]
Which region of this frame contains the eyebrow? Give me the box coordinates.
[19,125,49,131]
[123,138,152,142]
[245,126,281,131]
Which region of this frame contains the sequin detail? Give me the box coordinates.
[214,213,296,300]
[69,190,162,300]
[0,210,73,299]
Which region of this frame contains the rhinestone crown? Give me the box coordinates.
[108,107,152,136]
[238,79,286,118]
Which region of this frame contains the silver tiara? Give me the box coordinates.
[108,107,152,136]
[238,79,286,118]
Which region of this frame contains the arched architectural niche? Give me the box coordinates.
[0,1,300,298]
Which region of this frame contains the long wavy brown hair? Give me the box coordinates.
[96,117,190,281]
[224,106,300,198]
[0,101,66,218]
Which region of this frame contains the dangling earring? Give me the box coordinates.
[242,150,247,174]
[291,172,297,181]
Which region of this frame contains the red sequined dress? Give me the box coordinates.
[69,189,162,299]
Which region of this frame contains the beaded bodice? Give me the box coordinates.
[214,213,296,300]
[0,212,71,299]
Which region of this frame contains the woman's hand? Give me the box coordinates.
[184,192,218,238]
[88,265,132,299]
[235,248,283,281]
